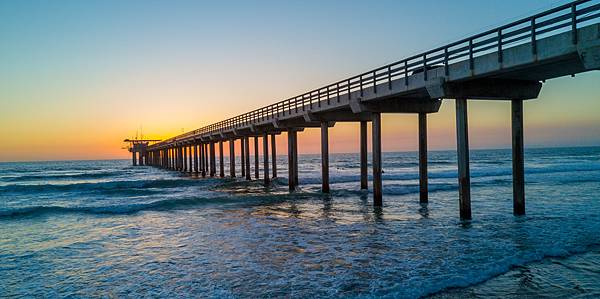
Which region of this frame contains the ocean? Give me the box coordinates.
[1,146,600,298]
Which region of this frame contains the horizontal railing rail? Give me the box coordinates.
[151,0,600,148]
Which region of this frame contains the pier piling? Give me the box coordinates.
[271,134,277,178]
[241,138,246,177]
[360,121,368,190]
[288,130,298,191]
[210,142,216,177]
[419,113,428,203]
[229,139,235,177]
[254,136,259,179]
[219,141,224,177]
[321,122,330,193]
[512,99,525,215]
[372,113,382,206]
[456,99,472,220]
[263,133,270,185]
[245,137,251,180]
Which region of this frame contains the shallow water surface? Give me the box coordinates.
[1,147,600,298]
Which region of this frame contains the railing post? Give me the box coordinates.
[498,28,503,64]
[531,18,537,56]
[373,71,377,93]
[404,60,409,86]
[423,54,428,81]
[444,47,449,77]
[469,39,474,71]
[572,3,578,45]
[387,66,392,90]
[359,75,364,97]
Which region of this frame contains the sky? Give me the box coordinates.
[1,0,599,162]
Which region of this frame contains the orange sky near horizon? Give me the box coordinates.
[2,71,599,162]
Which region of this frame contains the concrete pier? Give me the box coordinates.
[321,122,330,193]
[263,133,270,185]
[372,113,382,206]
[456,99,472,220]
[143,3,600,219]
[360,121,368,190]
[419,113,428,203]
[512,100,525,215]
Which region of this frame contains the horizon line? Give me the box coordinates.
[2,144,599,164]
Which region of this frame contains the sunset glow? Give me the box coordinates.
[1,0,599,162]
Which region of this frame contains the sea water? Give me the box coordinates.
[1,147,600,298]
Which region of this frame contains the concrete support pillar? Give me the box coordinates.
[456,98,472,220]
[132,151,137,166]
[360,121,368,190]
[271,134,277,178]
[245,137,251,180]
[321,122,330,193]
[254,136,259,179]
[173,148,177,170]
[177,147,180,170]
[194,144,199,173]
[210,142,216,177]
[188,146,193,173]
[512,99,525,215]
[184,146,189,172]
[372,113,382,206]
[263,133,270,185]
[241,138,246,177]
[201,143,206,177]
[204,143,209,175]
[138,150,144,166]
[229,139,236,177]
[419,113,428,203]
[287,130,298,191]
[219,141,225,177]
